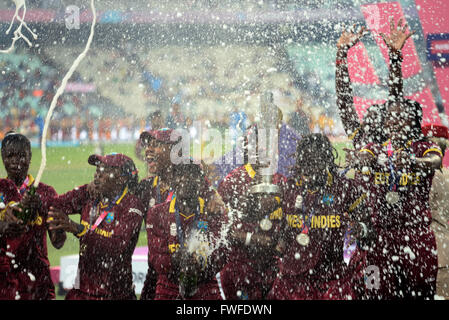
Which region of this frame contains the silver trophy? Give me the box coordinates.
[249,91,280,195]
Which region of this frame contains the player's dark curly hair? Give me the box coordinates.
[173,160,206,183]
[364,98,425,144]
[292,133,339,177]
[1,131,31,157]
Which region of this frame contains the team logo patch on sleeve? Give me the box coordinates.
[105,212,114,223]
[129,208,143,217]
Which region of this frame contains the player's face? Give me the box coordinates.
[173,173,201,206]
[93,165,125,198]
[152,116,163,130]
[144,139,171,174]
[2,145,31,182]
[385,103,414,139]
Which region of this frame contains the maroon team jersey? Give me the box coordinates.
[146,194,227,300]
[217,164,286,255]
[137,174,216,214]
[0,175,58,300]
[268,174,366,300]
[360,139,443,229]
[357,139,441,299]
[52,184,144,299]
[137,176,169,214]
[216,164,287,300]
[138,172,217,300]
[0,178,21,273]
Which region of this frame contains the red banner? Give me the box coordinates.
[361,2,422,79]
[353,96,385,121]
[415,0,449,166]
[347,42,380,84]
[406,87,441,125]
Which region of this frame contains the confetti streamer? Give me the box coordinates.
[34,0,97,186]
[0,0,37,54]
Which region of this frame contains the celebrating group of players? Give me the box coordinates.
[0,19,448,300]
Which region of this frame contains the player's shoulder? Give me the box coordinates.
[0,179,19,202]
[273,172,287,184]
[121,192,145,214]
[220,165,247,186]
[37,182,58,197]
[0,178,16,190]
[412,139,442,157]
[146,201,170,222]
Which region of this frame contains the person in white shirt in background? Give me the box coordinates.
[424,124,449,299]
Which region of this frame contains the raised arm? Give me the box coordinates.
[380,18,416,101]
[335,26,368,148]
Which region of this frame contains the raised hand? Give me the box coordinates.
[21,190,41,213]
[0,204,28,236]
[380,17,416,52]
[47,207,78,234]
[337,25,368,51]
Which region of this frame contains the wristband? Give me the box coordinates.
[245,232,253,246]
[0,201,17,221]
[76,223,88,238]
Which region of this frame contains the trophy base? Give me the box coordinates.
[249,183,280,194]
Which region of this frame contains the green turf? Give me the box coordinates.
[0,140,352,265]
[0,140,351,299]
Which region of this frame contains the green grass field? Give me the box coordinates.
[0,140,351,299]
[0,140,352,268]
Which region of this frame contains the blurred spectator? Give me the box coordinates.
[229,105,248,146]
[287,97,310,137]
[147,110,164,131]
[165,96,186,129]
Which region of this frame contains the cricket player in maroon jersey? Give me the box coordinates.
[146,163,227,300]
[352,102,442,299]
[47,153,144,300]
[267,134,369,300]
[0,132,66,300]
[137,129,177,300]
[137,129,219,214]
[216,125,288,300]
[138,128,225,300]
[336,19,415,150]
[0,178,22,299]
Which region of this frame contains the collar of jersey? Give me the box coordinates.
[99,186,128,209]
[152,176,159,188]
[244,163,256,179]
[382,138,413,151]
[6,174,35,189]
[169,195,205,219]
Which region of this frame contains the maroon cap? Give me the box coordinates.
[139,128,181,145]
[88,153,134,168]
